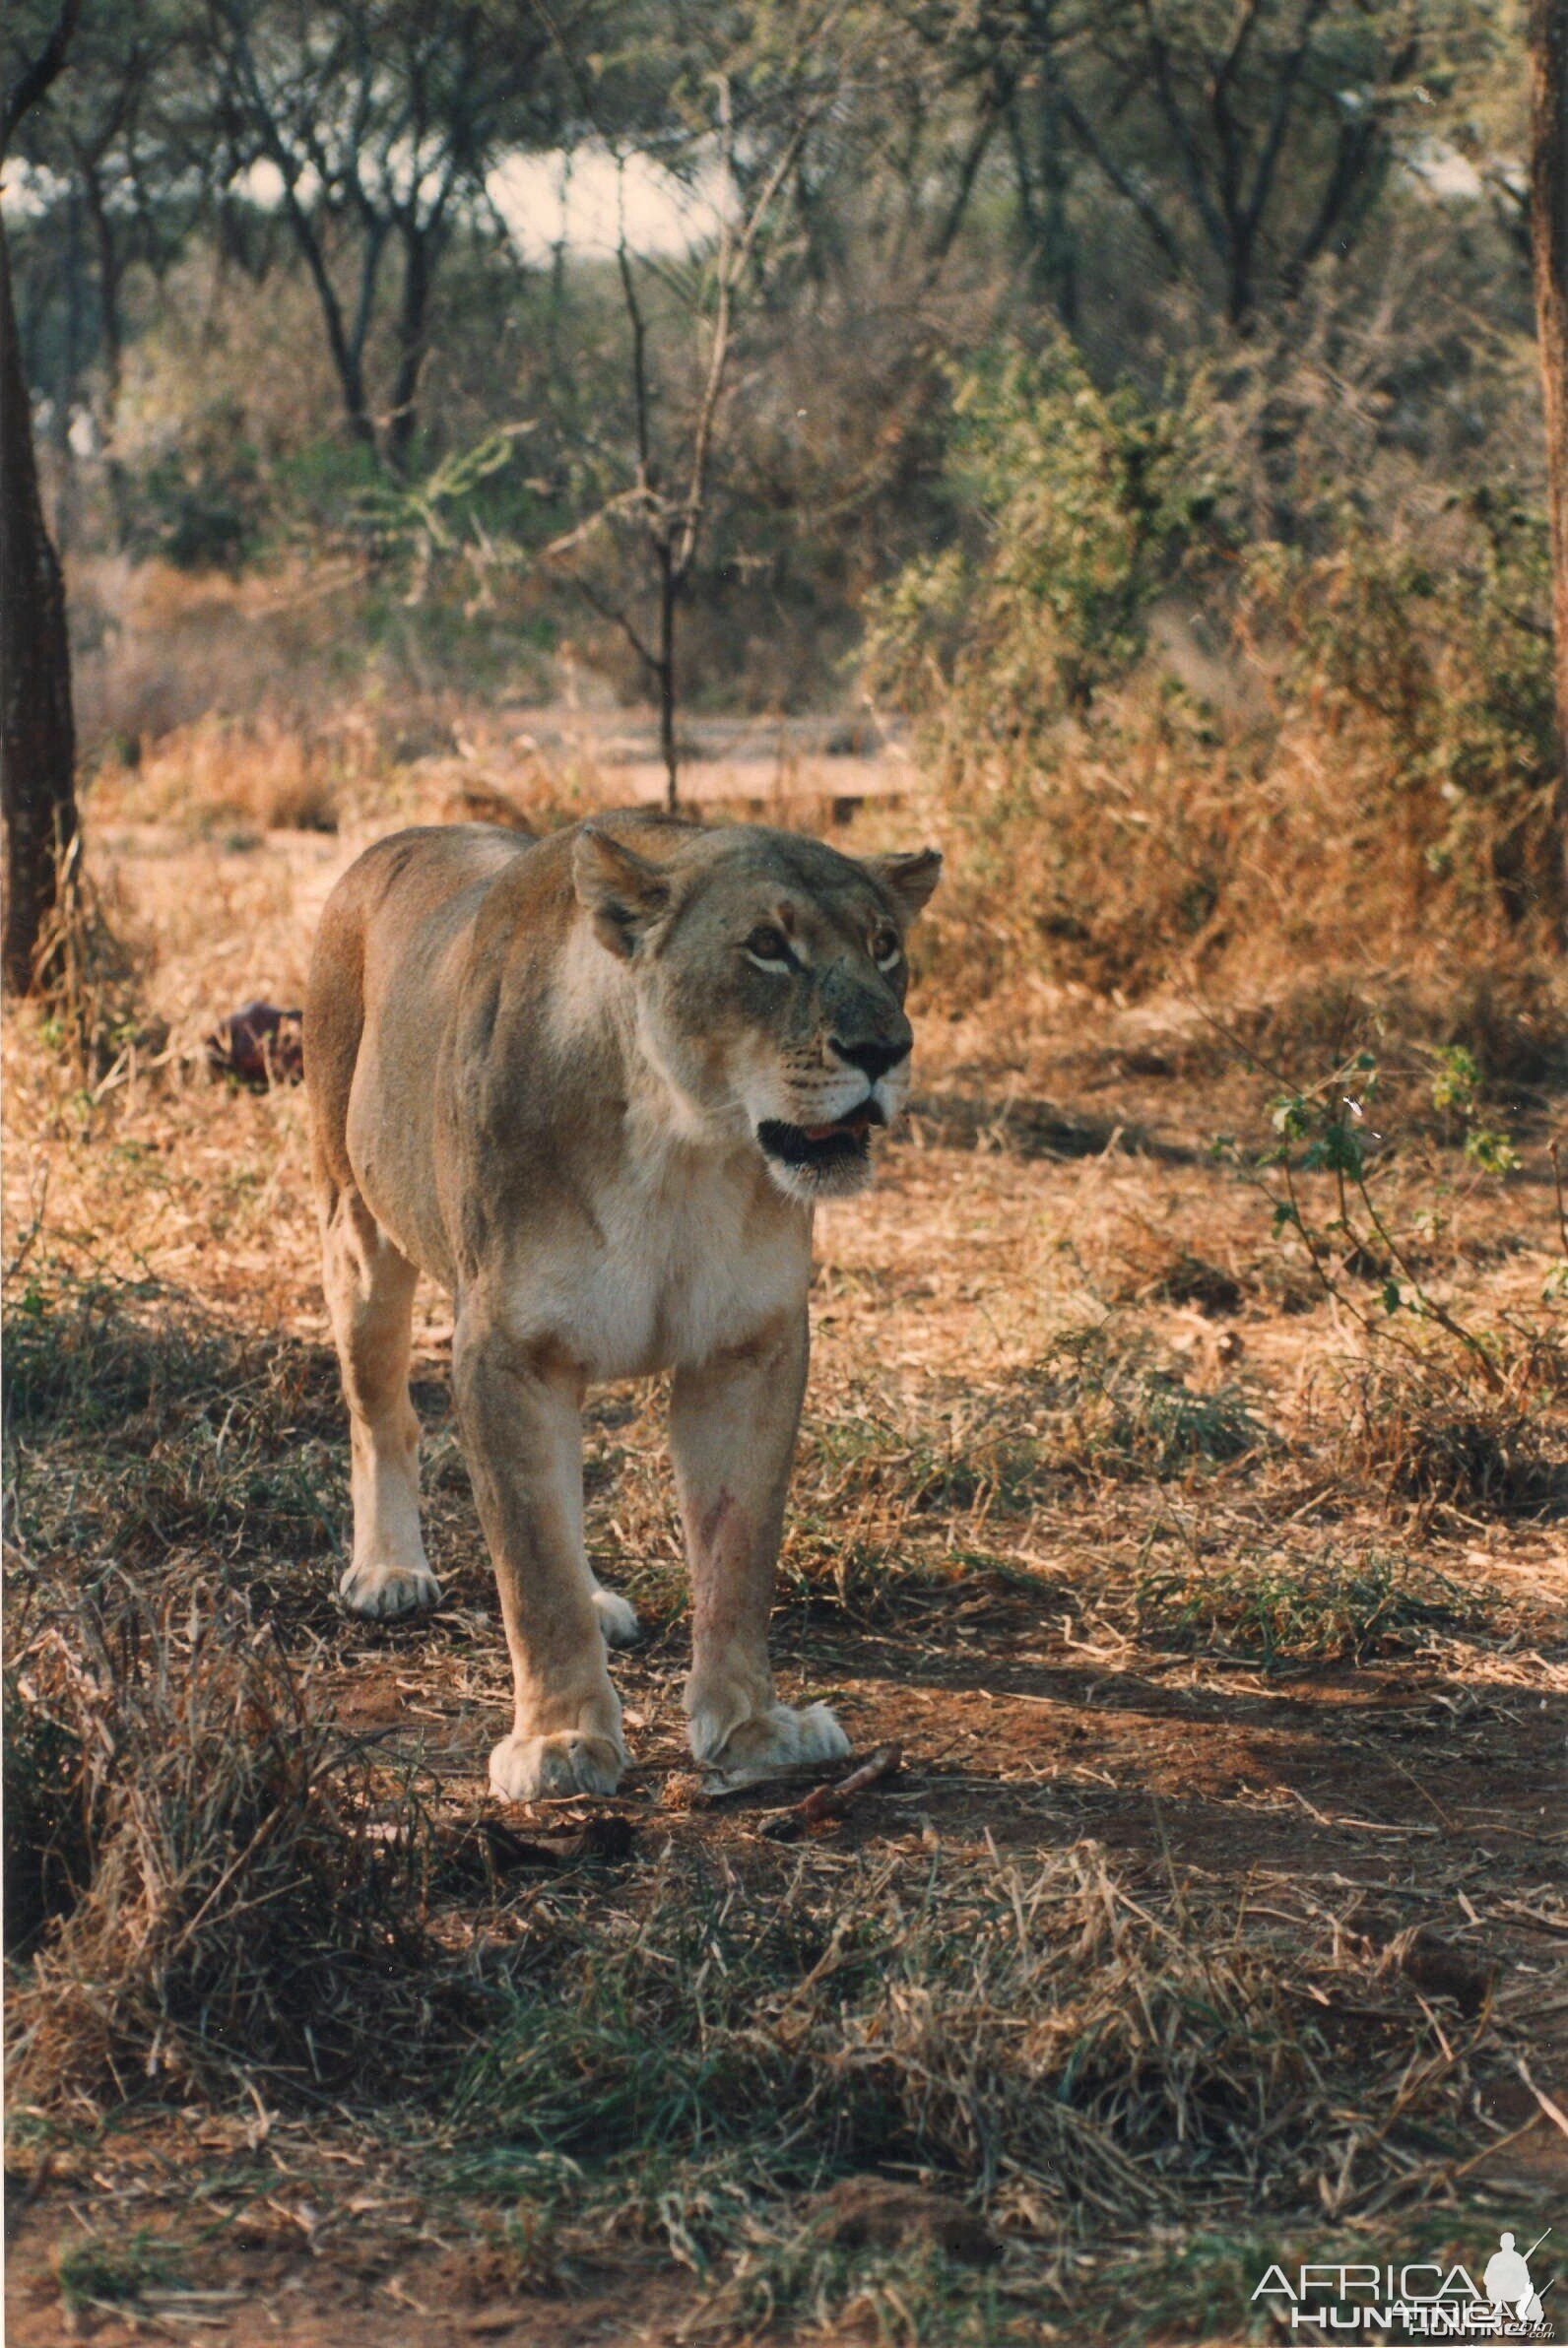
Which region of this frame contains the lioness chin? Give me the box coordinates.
[304,814,940,1800]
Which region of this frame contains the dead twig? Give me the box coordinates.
[760,1743,904,1841]
[1518,2057,1568,2144]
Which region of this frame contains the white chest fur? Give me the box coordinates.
[519,1130,812,1381]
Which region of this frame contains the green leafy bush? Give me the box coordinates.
[866,345,1226,726]
[870,351,1563,1010]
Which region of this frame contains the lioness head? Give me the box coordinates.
[572,819,942,1200]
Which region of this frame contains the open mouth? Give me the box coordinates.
[756,1099,885,1175]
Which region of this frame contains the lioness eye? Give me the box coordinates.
[744,925,794,968]
[872,928,901,969]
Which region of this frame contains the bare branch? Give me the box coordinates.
[922,89,1005,276]
[675,72,823,582]
[1238,0,1332,250]
[1057,83,1186,278]
[617,199,657,499]
[553,559,660,676]
[1136,0,1227,260]
[2,0,83,163]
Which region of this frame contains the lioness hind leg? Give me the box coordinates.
[591,1584,640,1647]
[321,1184,439,1619]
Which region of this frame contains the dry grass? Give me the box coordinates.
[1133,1549,1495,1670]
[1329,1359,1568,1519]
[452,1837,1507,2216]
[93,713,346,836]
[5,1586,473,2112]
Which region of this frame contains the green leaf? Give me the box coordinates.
[1465,1128,1520,1176]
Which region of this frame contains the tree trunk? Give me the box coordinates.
[52,185,85,556]
[387,223,432,474]
[271,173,380,456]
[0,207,78,995]
[81,154,131,544]
[1532,0,1568,923]
[80,148,125,402]
[656,542,679,814]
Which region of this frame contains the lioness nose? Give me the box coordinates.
[831,1035,908,1081]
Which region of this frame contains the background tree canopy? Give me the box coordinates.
[1,0,1557,935]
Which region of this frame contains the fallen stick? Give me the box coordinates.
[760,1743,903,1842]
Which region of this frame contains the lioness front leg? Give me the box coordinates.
[453,1313,626,1800]
[673,1310,850,1777]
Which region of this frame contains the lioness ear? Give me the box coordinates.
[863,848,943,926]
[572,827,672,960]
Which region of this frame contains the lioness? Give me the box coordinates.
[305,814,941,1799]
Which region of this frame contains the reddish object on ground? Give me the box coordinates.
[761,1743,904,1840]
[207,1002,304,1087]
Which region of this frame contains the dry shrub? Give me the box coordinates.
[2,1656,91,1961]
[72,560,298,752]
[1032,1326,1264,1481]
[27,831,164,1082]
[875,354,1565,1019]
[1333,1360,1568,1519]
[6,1589,465,2111]
[72,557,382,763]
[1430,965,1568,1092]
[93,711,343,835]
[902,694,1235,1007]
[907,699,1568,1028]
[1205,968,1568,1106]
[68,555,560,824]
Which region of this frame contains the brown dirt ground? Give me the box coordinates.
[5,816,1567,2345]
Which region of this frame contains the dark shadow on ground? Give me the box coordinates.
[902,1088,1197,1163]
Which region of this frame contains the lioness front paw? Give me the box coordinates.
[489,1728,626,1802]
[688,1699,850,1779]
[592,1586,640,1647]
[339,1557,440,1619]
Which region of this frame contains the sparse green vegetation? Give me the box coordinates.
[1135,1550,1495,1671]
[450,1840,1490,2215]
[54,2227,185,2315]
[1018,1325,1266,1481]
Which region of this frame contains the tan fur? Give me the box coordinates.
[304,814,940,1798]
